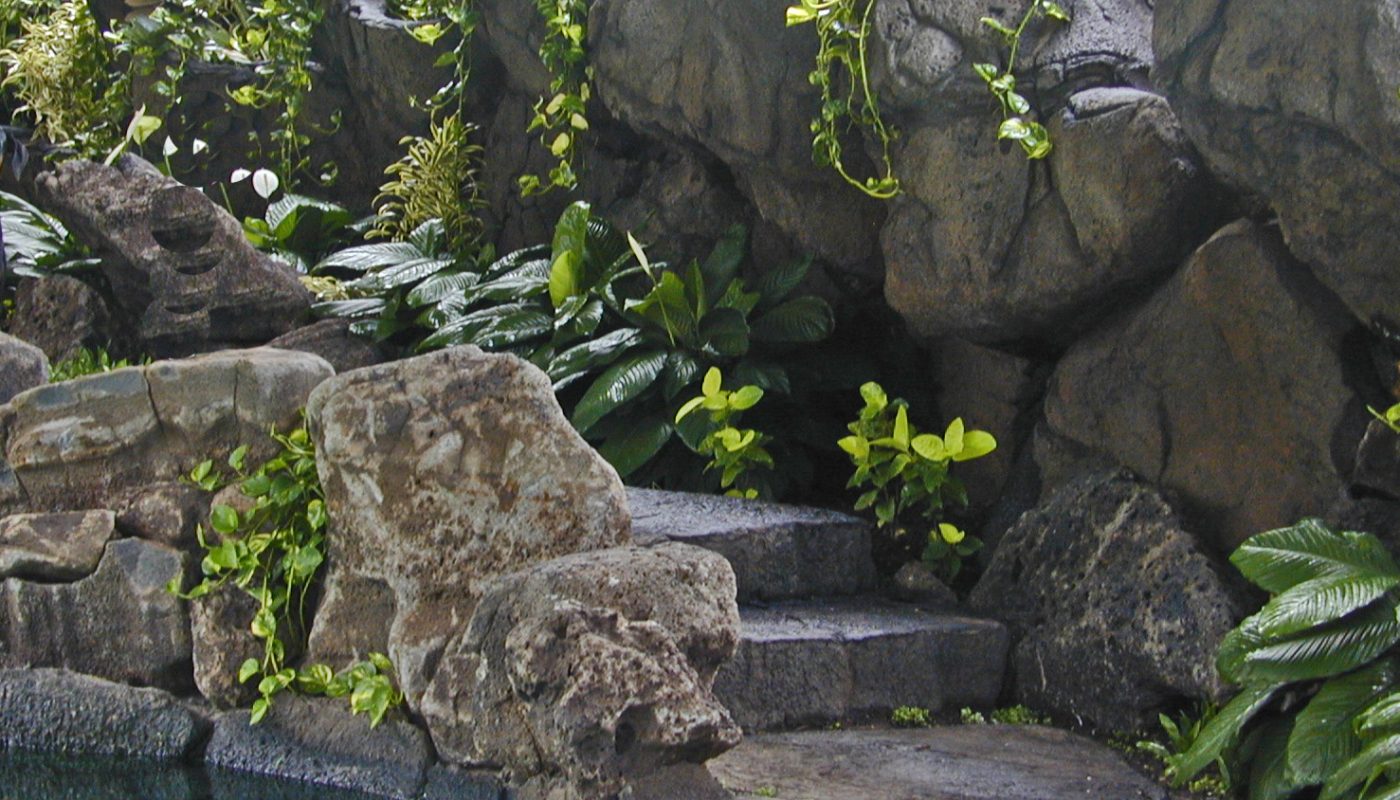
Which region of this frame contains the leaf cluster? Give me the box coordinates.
[371,112,485,252]
[1168,519,1400,799]
[0,189,100,281]
[784,0,900,199]
[518,0,592,196]
[243,193,359,273]
[838,382,996,581]
[675,367,774,500]
[973,0,1069,160]
[49,347,148,383]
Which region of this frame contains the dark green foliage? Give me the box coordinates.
[1167,519,1400,799]
[242,193,359,273]
[49,347,147,383]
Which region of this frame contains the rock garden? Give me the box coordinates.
[0,0,1398,799]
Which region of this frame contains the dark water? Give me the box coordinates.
[0,752,385,800]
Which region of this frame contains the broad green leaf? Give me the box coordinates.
[1320,734,1400,800]
[911,434,947,462]
[944,418,965,454]
[211,505,239,535]
[1231,598,1400,685]
[238,658,261,684]
[350,257,456,291]
[1359,692,1400,737]
[1287,659,1400,786]
[1254,572,1400,640]
[700,307,750,356]
[860,382,888,413]
[406,271,478,307]
[662,351,704,401]
[473,308,552,350]
[752,256,811,307]
[547,328,643,388]
[1170,684,1278,784]
[730,385,764,411]
[675,396,706,424]
[1249,717,1300,800]
[731,360,791,394]
[597,414,673,478]
[750,296,833,343]
[956,430,998,461]
[1233,520,1400,594]
[549,250,581,308]
[571,350,669,434]
[552,201,590,264]
[892,406,910,451]
[702,367,722,397]
[700,225,747,307]
[316,242,422,272]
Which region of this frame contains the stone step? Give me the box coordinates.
[708,726,1168,800]
[626,488,877,602]
[713,597,1008,731]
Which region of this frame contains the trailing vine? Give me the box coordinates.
[171,423,404,727]
[784,0,900,199]
[973,0,1070,160]
[518,0,592,197]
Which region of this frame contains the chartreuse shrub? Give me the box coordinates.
[171,423,403,727]
[839,383,996,581]
[1165,519,1400,799]
[675,367,773,499]
[371,112,485,251]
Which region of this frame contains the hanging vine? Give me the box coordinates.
[517,0,592,197]
[973,0,1070,160]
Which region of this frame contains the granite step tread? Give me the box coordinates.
[627,488,877,602]
[713,597,1009,731]
[708,726,1168,800]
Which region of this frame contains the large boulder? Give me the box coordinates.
[0,348,332,515]
[420,543,741,799]
[1155,0,1400,329]
[1037,220,1364,550]
[0,332,48,405]
[10,275,115,365]
[969,470,1246,731]
[266,319,392,374]
[866,1,1218,344]
[305,346,631,706]
[0,510,116,581]
[32,156,310,357]
[0,538,192,691]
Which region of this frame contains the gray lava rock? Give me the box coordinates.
[421,543,740,798]
[1036,220,1363,551]
[0,348,332,516]
[32,156,310,357]
[305,346,630,707]
[205,694,433,800]
[10,275,111,365]
[116,482,211,550]
[969,470,1246,731]
[267,319,392,374]
[0,332,48,405]
[0,510,116,581]
[0,669,209,759]
[0,538,192,691]
[1155,0,1400,329]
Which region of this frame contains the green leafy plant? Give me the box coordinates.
[518,0,592,196]
[675,367,773,499]
[242,193,358,273]
[972,0,1070,160]
[0,190,101,280]
[371,112,485,251]
[1138,704,1233,797]
[1166,519,1400,799]
[891,705,932,728]
[170,423,404,726]
[1369,401,1400,434]
[839,383,996,581]
[990,705,1049,725]
[49,347,147,382]
[784,0,899,199]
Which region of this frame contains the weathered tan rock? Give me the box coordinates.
[0,333,48,406]
[32,156,310,357]
[1037,220,1362,550]
[421,544,741,799]
[0,510,116,581]
[0,538,192,691]
[970,470,1246,731]
[305,346,630,706]
[0,348,332,515]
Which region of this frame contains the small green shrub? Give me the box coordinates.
[372,112,485,251]
[990,704,1049,726]
[839,382,995,581]
[242,194,358,273]
[676,367,773,499]
[972,1,1070,160]
[1166,518,1400,799]
[891,705,932,728]
[49,348,147,383]
[960,707,987,725]
[1137,704,1232,797]
[171,423,404,727]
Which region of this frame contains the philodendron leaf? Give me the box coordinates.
[1286,659,1400,786]
[1233,520,1400,595]
[597,413,673,478]
[750,296,833,343]
[571,350,669,434]
[700,225,747,307]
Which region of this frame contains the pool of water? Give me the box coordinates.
[0,751,387,800]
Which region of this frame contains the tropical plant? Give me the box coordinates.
[1166,519,1400,799]
[371,112,485,251]
[1138,704,1233,797]
[973,0,1070,160]
[49,347,148,382]
[171,423,404,727]
[242,193,358,273]
[675,367,774,499]
[839,382,996,581]
[891,705,932,727]
[784,0,899,199]
[518,0,592,196]
[1370,401,1400,435]
[0,190,101,281]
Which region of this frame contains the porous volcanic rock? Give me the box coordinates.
[10,275,110,365]
[305,346,630,706]
[1036,220,1364,550]
[969,470,1246,731]
[421,543,740,800]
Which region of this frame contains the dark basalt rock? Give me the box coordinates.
[10,275,113,365]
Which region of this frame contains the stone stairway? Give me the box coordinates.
[627,489,1009,731]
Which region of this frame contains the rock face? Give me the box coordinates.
[11,276,114,364]
[969,470,1246,731]
[0,538,192,691]
[1354,419,1400,500]
[0,332,48,405]
[267,320,391,374]
[0,510,116,581]
[1037,220,1364,550]
[420,543,741,799]
[191,589,301,709]
[1154,0,1400,329]
[32,156,310,357]
[0,669,209,760]
[305,346,631,706]
[0,348,332,515]
[115,482,211,549]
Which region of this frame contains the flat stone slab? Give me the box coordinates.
[627,488,877,601]
[709,726,1168,799]
[713,598,1008,730]
[0,510,115,581]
